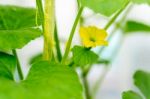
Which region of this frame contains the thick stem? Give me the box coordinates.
[61,7,84,64]
[43,0,55,61]
[77,0,80,8]
[36,0,44,27]
[12,50,24,80]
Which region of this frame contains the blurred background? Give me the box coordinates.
[0,0,150,99]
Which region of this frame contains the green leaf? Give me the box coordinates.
[72,46,98,66]
[80,0,127,16]
[0,79,31,99]
[0,61,83,99]
[0,5,41,29]
[122,91,143,99]
[0,5,42,51]
[0,52,16,80]
[122,70,150,99]
[134,71,150,99]
[0,28,42,51]
[125,21,150,33]
[131,0,150,4]
[24,61,83,99]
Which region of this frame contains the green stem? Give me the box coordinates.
[43,0,55,61]
[61,7,84,64]
[104,0,130,30]
[12,50,24,80]
[92,33,126,99]
[96,59,109,64]
[98,26,118,54]
[81,0,130,79]
[82,68,92,99]
[92,65,109,98]
[36,0,55,61]
[54,23,62,61]
[77,0,80,8]
[91,3,133,98]
[36,0,44,28]
[98,2,132,54]
[36,0,46,59]
[80,2,131,98]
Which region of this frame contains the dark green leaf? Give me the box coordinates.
[122,91,143,99]
[0,52,16,80]
[0,61,83,99]
[80,0,127,16]
[125,21,150,33]
[72,46,98,66]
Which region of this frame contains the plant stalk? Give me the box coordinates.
[92,65,109,98]
[98,1,132,54]
[43,0,55,61]
[54,23,62,61]
[12,50,24,80]
[82,69,92,99]
[77,0,81,8]
[104,0,130,30]
[37,0,55,61]
[61,7,84,64]
[36,0,44,27]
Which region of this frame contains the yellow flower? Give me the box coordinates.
[79,26,108,48]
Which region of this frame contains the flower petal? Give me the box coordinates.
[79,26,108,48]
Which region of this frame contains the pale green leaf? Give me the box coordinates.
[80,0,127,16]
[131,0,150,4]
[0,28,42,51]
